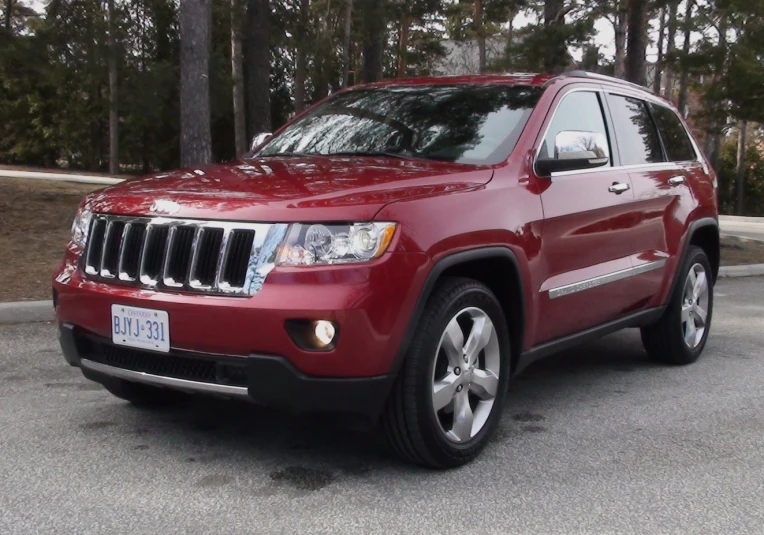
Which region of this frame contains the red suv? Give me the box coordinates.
[54,71,719,468]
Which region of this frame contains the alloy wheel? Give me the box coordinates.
[681,263,710,348]
[431,307,501,443]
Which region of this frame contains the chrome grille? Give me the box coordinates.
[82,215,288,296]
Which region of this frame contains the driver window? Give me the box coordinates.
[540,91,611,165]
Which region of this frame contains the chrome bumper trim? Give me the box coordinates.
[80,358,251,399]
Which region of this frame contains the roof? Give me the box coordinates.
[352,71,654,93]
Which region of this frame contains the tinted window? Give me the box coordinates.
[540,91,610,163]
[608,95,664,165]
[649,103,696,161]
[259,85,543,165]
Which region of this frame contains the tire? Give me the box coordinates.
[381,277,511,468]
[103,379,187,408]
[641,246,714,365]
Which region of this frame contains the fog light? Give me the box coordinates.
[314,320,336,347]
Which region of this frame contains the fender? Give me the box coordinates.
[665,217,720,302]
[388,246,526,378]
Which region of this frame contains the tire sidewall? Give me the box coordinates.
[413,283,511,460]
[672,246,714,360]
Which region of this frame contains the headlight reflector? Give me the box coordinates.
[70,208,92,248]
[278,222,396,266]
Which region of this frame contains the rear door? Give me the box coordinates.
[604,93,699,305]
[533,87,647,344]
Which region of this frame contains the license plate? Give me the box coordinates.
[111,305,170,353]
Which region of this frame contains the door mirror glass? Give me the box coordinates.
[250,132,273,152]
[536,130,609,176]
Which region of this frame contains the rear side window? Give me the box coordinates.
[539,91,610,164]
[607,95,664,166]
[649,103,697,162]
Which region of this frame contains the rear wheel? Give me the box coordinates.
[641,246,713,365]
[103,379,187,408]
[381,277,511,468]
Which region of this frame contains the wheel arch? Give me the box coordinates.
[390,247,527,379]
[667,217,720,301]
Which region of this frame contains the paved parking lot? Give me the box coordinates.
[1,277,763,534]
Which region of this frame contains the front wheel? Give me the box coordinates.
[381,277,511,468]
[641,246,714,365]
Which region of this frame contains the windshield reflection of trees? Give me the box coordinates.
[260,85,542,165]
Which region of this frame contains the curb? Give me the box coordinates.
[718,264,764,278]
[0,170,123,186]
[0,301,54,325]
[719,215,764,224]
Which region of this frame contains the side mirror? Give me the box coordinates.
[536,130,610,177]
[250,132,273,153]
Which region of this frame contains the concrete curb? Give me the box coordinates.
[0,169,123,186]
[0,301,55,325]
[718,264,764,278]
[719,215,764,224]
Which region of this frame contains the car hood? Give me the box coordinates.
[85,156,493,222]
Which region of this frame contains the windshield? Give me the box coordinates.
[258,84,543,166]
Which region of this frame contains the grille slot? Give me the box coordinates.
[192,228,224,287]
[143,226,169,282]
[164,226,196,285]
[85,218,107,274]
[81,215,283,296]
[101,221,125,277]
[119,223,146,280]
[222,230,255,287]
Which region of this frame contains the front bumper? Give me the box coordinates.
[53,249,429,378]
[60,324,394,417]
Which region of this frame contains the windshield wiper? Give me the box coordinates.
[329,150,422,161]
[255,152,311,158]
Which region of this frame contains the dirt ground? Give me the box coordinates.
[1,177,763,301]
[720,235,764,266]
[0,178,101,301]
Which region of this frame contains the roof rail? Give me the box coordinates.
[552,70,650,92]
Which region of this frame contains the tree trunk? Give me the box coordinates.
[653,6,666,94]
[246,0,271,136]
[543,0,567,74]
[625,0,648,86]
[360,0,385,83]
[342,0,353,86]
[231,0,247,156]
[735,120,747,215]
[677,0,693,116]
[708,14,727,173]
[475,0,485,73]
[294,0,309,112]
[4,0,13,31]
[663,0,678,100]
[107,0,119,175]
[397,2,410,77]
[505,8,515,68]
[614,0,628,79]
[179,0,212,167]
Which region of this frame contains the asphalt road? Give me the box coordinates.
[1,278,763,535]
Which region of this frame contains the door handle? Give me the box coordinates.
[668,175,686,186]
[608,182,630,194]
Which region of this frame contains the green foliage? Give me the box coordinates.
[717,134,764,215]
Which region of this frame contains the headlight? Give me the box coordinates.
[277,222,396,266]
[70,208,92,248]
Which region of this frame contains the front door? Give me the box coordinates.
[533,87,649,344]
